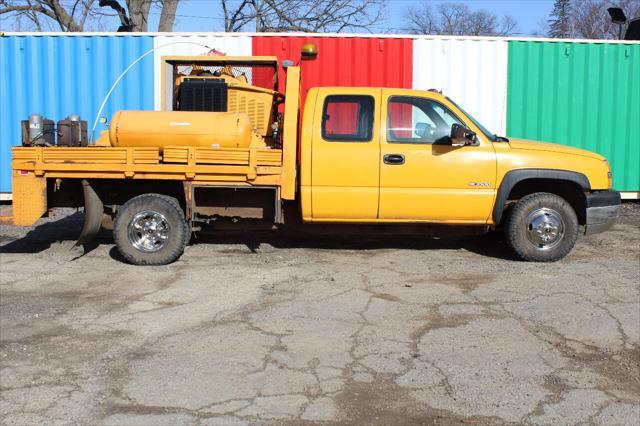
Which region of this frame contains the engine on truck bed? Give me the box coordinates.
[173,68,282,140]
[157,56,284,147]
[94,57,284,151]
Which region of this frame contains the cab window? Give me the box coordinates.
[387,97,462,144]
[322,95,374,142]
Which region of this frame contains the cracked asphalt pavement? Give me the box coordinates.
[1,203,639,425]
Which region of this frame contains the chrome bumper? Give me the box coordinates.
[584,190,621,235]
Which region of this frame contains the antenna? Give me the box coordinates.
[90,41,213,144]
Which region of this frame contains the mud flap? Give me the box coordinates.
[74,179,104,249]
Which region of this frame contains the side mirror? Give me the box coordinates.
[450,123,476,146]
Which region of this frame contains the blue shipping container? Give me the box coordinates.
[0,34,154,193]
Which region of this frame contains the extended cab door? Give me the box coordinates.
[378,89,497,222]
[310,88,381,220]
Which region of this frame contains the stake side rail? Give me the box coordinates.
[11,146,284,185]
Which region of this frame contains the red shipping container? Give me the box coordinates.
[252,35,413,112]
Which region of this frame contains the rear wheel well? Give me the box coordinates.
[100,180,185,208]
[505,179,586,224]
[47,178,186,214]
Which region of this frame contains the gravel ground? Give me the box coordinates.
[1,203,639,425]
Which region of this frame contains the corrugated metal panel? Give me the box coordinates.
[0,34,154,193]
[252,35,413,110]
[507,41,640,192]
[413,38,509,136]
[2,33,637,196]
[153,35,252,110]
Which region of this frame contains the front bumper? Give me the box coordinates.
[584,190,621,235]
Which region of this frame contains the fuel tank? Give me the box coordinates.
[109,110,253,149]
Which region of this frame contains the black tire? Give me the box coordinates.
[113,194,189,265]
[505,192,578,262]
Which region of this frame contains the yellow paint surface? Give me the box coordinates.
[11,171,46,226]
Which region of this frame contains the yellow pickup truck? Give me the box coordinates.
[10,47,620,265]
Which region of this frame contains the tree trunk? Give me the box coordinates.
[126,0,152,31]
[158,0,179,31]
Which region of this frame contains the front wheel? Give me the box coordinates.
[113,194,189,265]
[505,192,578,262]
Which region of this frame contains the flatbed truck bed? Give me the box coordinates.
[10,145,288,227]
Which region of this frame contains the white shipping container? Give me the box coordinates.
[413,38,509,136]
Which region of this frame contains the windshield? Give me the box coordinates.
[446,97,502,142]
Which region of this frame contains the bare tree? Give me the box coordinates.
[221,0,254,32]
[543,0,640,39]
[404,4,438,36]
[571,0,640,39]
[2,0,46,30]
[220,0,385,33]
[531,17,550,37]
[0,0,93,31]
[0,0,181,31]
[404,2,518,36]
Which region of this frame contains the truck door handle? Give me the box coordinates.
[383,154,405,165]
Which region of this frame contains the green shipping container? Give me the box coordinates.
[506,41,640,192]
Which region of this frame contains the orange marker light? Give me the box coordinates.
[301,43,318,60]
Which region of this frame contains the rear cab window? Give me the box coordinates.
[322,95,374,142]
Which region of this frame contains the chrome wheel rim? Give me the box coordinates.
[128,210,169,253]
[526,207,565,250]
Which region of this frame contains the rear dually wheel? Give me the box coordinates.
[114,194,189,265]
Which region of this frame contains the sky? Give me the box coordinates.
[157,0,556,36]
[0,0,556,35]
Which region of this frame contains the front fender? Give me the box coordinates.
[493,169,590,224]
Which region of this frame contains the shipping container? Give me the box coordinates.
[0,33,638,197]
[506,40,640,192]
[0,34,154,194]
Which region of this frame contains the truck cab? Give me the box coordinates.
[301,87,497,223]
[298,86,619,261]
